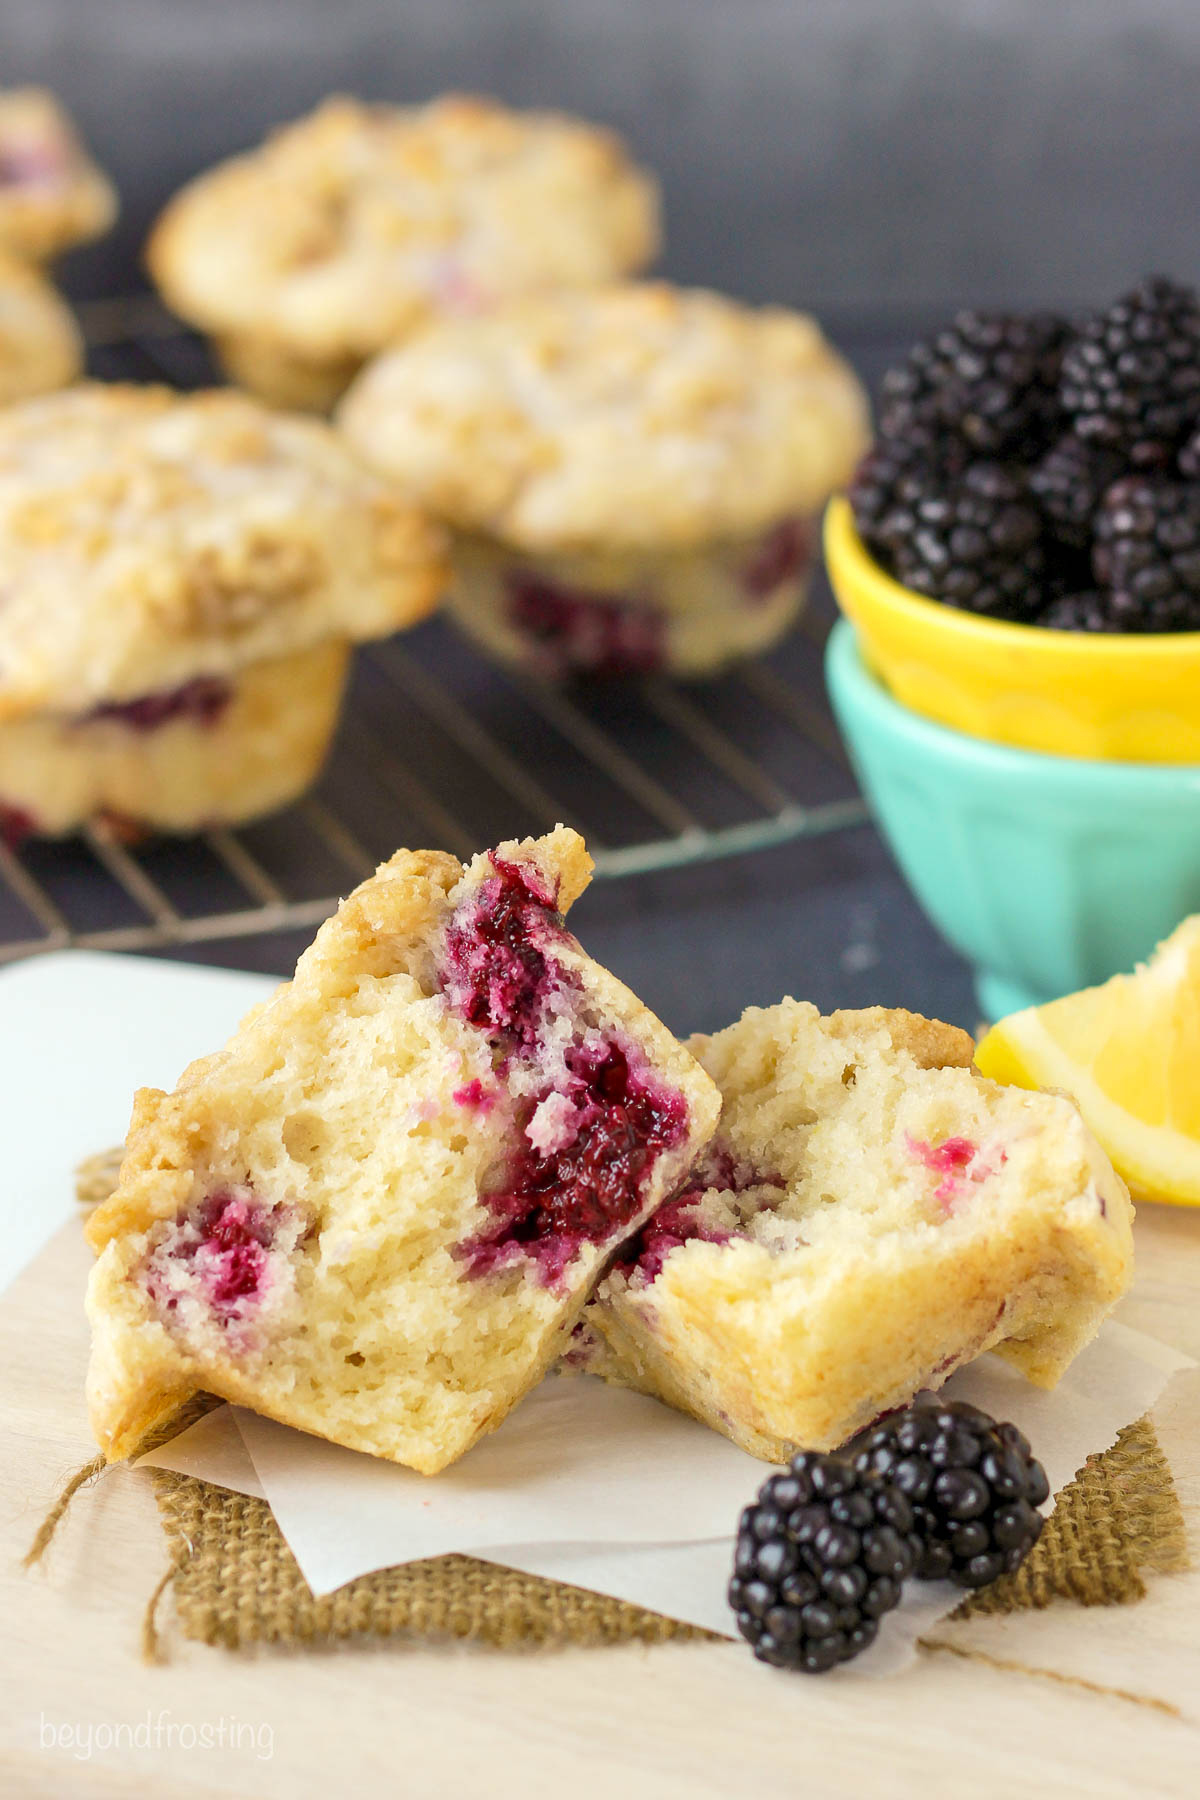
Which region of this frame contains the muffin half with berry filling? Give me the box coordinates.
[148,93,659,412]
[340,283,868,678]
[0,383,445,838]
[85,828,720,1473]
[577,1000,1132,1462]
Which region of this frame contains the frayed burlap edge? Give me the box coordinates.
[149,1471,709,1655]
[952,1413,1189,1618]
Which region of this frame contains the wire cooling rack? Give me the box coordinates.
[0,298,867,964]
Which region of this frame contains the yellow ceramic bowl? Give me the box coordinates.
[824,495,1200,762]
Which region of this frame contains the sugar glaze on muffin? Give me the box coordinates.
[148,93,659,410]
[340,284,869,676]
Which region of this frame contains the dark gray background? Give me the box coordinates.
[8,0,1200,312]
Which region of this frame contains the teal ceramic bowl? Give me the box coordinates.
[825,618,1200,1020]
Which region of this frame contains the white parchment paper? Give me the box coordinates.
[140,1318,1192,1675]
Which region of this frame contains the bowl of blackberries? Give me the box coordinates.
[825,276,1200,763]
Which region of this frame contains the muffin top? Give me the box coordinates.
[0,89,116,261]
[0,383,446,720]
[0,254,82,402]
[147,94,659,364]
[338,285,871,552]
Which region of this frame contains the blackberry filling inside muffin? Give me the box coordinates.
[612,1145,781,1284]
[0,642,350,837]
[142,1189,307,1347]
[493,517,816,679]
[83,677,233,733]
[454,521,818,681]
[441,852,691,1286]
[505,573,665,677]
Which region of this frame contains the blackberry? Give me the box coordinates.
[1092,477,1200,631]
[1059,276,1200,467]
[729,1450,919,1672]
[848,437,956,554]
[847,1400,1049,1589]
[873,461,1046,621]
[1029,433,1126,550]
[1038,589,1122,632]
[879,310,1069,458]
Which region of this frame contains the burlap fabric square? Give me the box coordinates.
[131,1408,1187,1661]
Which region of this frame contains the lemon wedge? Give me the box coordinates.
[975,916,1200,1207]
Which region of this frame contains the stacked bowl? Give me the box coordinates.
[822,288,1200,1018]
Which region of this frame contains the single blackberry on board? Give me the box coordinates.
[1029,433,1127,550]
[878,461,1046,621]
[1059,276,1200,467]
[878,310,1069,458]
[1092,477,1200,632]
[729,1450,919,1672]
[846,1400,1049,1589]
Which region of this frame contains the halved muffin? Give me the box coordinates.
[85,829,720,1473]
[577,1001,1134,1459]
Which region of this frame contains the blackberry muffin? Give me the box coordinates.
[0,88,116,262]
[0,383,445,838]
[0,253,82,401]
[147,94,659,412]
[340,284,869,678]
[575,1000,1133,1460]
[85,828,720,1473]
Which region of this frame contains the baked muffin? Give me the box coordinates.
[0,383,445,838]
[576,1001,1134,1460]
[0,252,81,401]
[85,828,720,1474]
[339,284,870,678]
[0,88,116,262]
[147,93,659,411]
